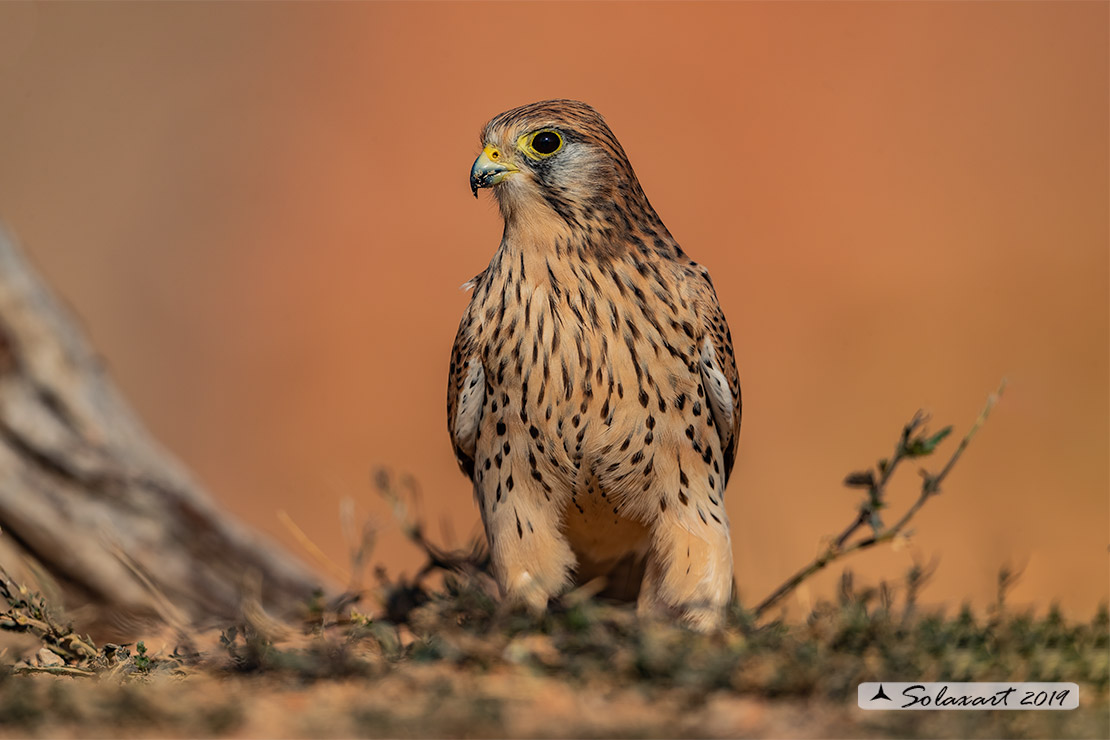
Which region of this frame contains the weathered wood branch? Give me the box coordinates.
[0,224,327,641]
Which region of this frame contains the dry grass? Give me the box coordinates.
[2,551,1107,738]
[2,388,1107,738]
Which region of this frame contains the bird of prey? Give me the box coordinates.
[448,100,741,630]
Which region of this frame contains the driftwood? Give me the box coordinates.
[0,225,325,641]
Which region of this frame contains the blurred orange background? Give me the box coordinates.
[0,2,1105,617]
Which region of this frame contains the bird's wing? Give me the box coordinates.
[447,307,485,480]
[685,265,742,485]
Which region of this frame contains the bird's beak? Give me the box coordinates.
[470,145,519,198]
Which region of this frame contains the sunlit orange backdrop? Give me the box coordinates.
[0,2,1105,616]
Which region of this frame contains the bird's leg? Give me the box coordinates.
[638,494,734,631]
[479,470,575,614]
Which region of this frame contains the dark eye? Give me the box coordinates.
[531,130,562,155]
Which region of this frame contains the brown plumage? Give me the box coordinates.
[448,100,741,630]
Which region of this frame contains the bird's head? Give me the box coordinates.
[470,100,660,238]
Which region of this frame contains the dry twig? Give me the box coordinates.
[753,381,1005,618]
[0,564,98,663]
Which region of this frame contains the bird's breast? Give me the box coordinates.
[472,247,710,504]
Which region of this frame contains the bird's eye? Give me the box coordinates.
[528,130,563,157]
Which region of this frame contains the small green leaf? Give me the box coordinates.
[925,426,953,449]
[843,471,875,489]
[134,640,150,671]
[903,426,953,457]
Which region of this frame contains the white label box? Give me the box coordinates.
[858,682,1079,710]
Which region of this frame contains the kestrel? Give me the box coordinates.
[448,100,741,630]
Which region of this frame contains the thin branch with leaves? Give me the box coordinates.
[753,381,1006,618]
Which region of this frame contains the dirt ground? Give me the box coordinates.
[2,565,1106,739]
[1,661,1106,739]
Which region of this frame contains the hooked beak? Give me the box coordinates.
[470,145,519,198]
